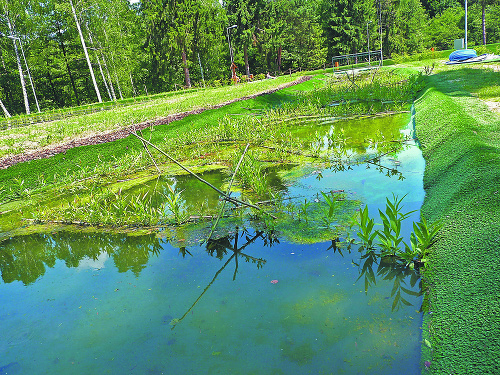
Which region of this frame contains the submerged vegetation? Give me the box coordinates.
[0,69,421,206]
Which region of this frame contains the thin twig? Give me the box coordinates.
[138,129,161,174]
[206,143,250,243]
[129,132,274,217]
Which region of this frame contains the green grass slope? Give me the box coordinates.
[415,69,500,374]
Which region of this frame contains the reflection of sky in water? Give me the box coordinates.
[76,252,109,271]
[0,114,425,374]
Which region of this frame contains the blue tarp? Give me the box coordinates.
[449,49,477,61]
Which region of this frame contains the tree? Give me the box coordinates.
[226,0,265,77]
[477,0,495,45]
[427,6,464,49]
[421,0,460,17]
[258,0,327,72]
[68,0,102,102]
[144,0,226,91]
[391,0,427,54]
[1,2,30,114]
[318,0,375,58]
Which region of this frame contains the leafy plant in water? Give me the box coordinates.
[165,182,186,224]
[320,191,338,227]
[401,217,442,269]
[357,205,377,249]
[299,198,312,223]
[376,194,415,256]
[236,151,271,199]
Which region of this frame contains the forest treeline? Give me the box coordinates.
[0,0,499,115]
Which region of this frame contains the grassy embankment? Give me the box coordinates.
[415,66,500,374]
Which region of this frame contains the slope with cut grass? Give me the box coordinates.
[415,67,500,374]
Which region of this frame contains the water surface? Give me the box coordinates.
[0,113,426,374]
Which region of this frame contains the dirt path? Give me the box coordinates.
[0,76,311,170]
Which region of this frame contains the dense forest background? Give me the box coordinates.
[0,0,499,115]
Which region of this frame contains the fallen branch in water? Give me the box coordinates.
[129,132,277,219]
[205,143,250,243]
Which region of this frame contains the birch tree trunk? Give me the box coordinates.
[129,72,137,97]
[0,98,11,118]
[96,50,112,100]
[12,38,30,114]
[114,69,123,100]
[482,1,486,45]
[6,16,30,114]
[101,53,116,100]
[102,28,122,99]
[69,0,102,103]
[87,25,112,100]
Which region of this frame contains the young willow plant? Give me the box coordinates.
[377,194,415,256]
[401,218,443,269]
[357,205,377,249]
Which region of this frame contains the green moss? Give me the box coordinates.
[280,340,316,365]
[415,67,500,374]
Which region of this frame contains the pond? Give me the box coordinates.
[0,112,426,374]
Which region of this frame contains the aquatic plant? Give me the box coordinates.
[32,188,169,227]
[356,195,441,269]
[299,198,312,223]
[165,182,186,224]
[377,194,416,256]
[320,191,339,227]
[400,218,442,269]
[357,205,377,249]
[235,151,272,199]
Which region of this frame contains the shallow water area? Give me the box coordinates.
[0,113,426,374]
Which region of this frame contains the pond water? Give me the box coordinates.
[0,113,426,374]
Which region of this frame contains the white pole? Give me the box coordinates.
[378,0,383,64]
[198,53,205,88]
[226,25,237,67]
[367,21,371,65]
[465,0,468,49]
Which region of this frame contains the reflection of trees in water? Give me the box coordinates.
[0,227,275,287]
[171,227,274,329]
[0,227,421,313]
[0,232,163,285]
